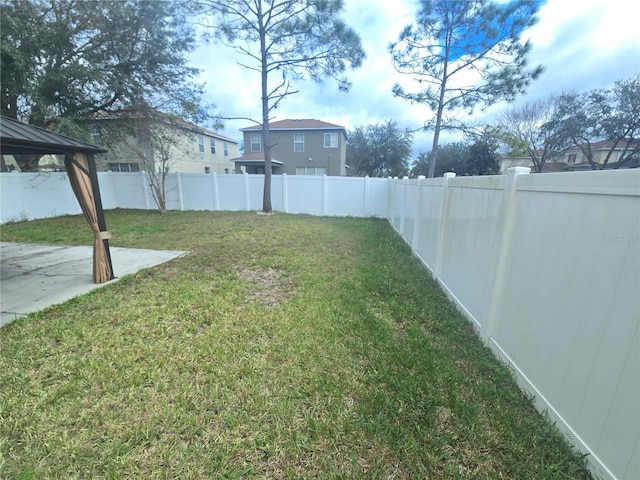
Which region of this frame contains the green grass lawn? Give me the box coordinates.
[1,210,593,479]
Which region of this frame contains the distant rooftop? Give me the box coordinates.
[93,109,238,143]
[241,119,345,131]
[230,152,284,165]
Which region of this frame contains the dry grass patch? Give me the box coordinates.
[236,267,295,307]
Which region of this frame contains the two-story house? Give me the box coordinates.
[91,110,239,174]
[232,119,347,176]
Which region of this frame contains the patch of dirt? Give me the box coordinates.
[236,267,294,307]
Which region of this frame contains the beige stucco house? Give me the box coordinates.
[91,111,239,174]
[232,119,347,176]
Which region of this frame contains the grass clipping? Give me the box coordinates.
[236,267,293,307]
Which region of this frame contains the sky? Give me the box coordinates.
[189,0,640,158]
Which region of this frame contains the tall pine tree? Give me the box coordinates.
[390,0,543,177]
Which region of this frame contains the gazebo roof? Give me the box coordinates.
[0,116,107,156]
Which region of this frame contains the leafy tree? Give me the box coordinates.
[412,139,498,177]
[464,139,500,176]
[1,0,207,170]
[346,120,413,177]
[192,0,365,212]
[411,141,468,177]
[390,0,543,178]
[496,97,565,172]
[345,125,370,175]
[548,76,640,169]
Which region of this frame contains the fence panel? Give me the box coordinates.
[0,172,80,223]
[163,173,182,211]
[107,172,150,209]
[178,173,214,210]
[96,172,117,210]
[326,176,366,217]
[437,175,506,328]
[389,168,639,480]
[365,177,391,218]
[488,170,640,480]
[399,178,418,244]
[216,174,247,211]
[287,175,323,215]
[270,175,284,212]
[246,174,265,211]
[389,178,403,231]
[414,176,447,270]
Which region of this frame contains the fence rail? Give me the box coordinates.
[1,168,638,480]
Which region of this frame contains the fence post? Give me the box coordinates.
[482,167,531,342]
[434,172,456,279]
[243,172,250,211]
[282,173,288,213]
[411,175,425,253]
[399,176,408,235]
[363,175,370,216]
[211,172,219,211]
[322,174,328,216]
[177,172,184,211]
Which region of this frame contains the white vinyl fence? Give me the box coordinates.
[1,168,638,479]
[390,168,639,480]
[0,171,390,223]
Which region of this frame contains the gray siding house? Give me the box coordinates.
[232,119,347,176]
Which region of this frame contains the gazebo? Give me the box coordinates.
[0,116,114,283]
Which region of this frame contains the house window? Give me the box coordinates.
[91,125,101,140]
[224,142,229,156]
[109,162,140,172]
[296,166,326,176]
[204,166,211,174]
[224,168,230,174]
[250,134,261,152]
[198,136,205,152]
[210,139,216,154]
[568,153,576,164]
[324,133,338,148]
[294,133,304,152]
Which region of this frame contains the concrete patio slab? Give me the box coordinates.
[0,242,188,327]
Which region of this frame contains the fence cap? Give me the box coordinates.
[506,167,531,175]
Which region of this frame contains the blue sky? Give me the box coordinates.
[190,0,640,157]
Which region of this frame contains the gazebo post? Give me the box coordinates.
[87,153,114,280]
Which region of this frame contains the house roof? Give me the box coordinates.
[1,116,107,156]
[241,119,345,132]
[231,152,284,165]
[93,109,238,144]
[565,158,640,171]
[587,139,638,150]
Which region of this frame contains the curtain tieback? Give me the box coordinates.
[95,230,112,240]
